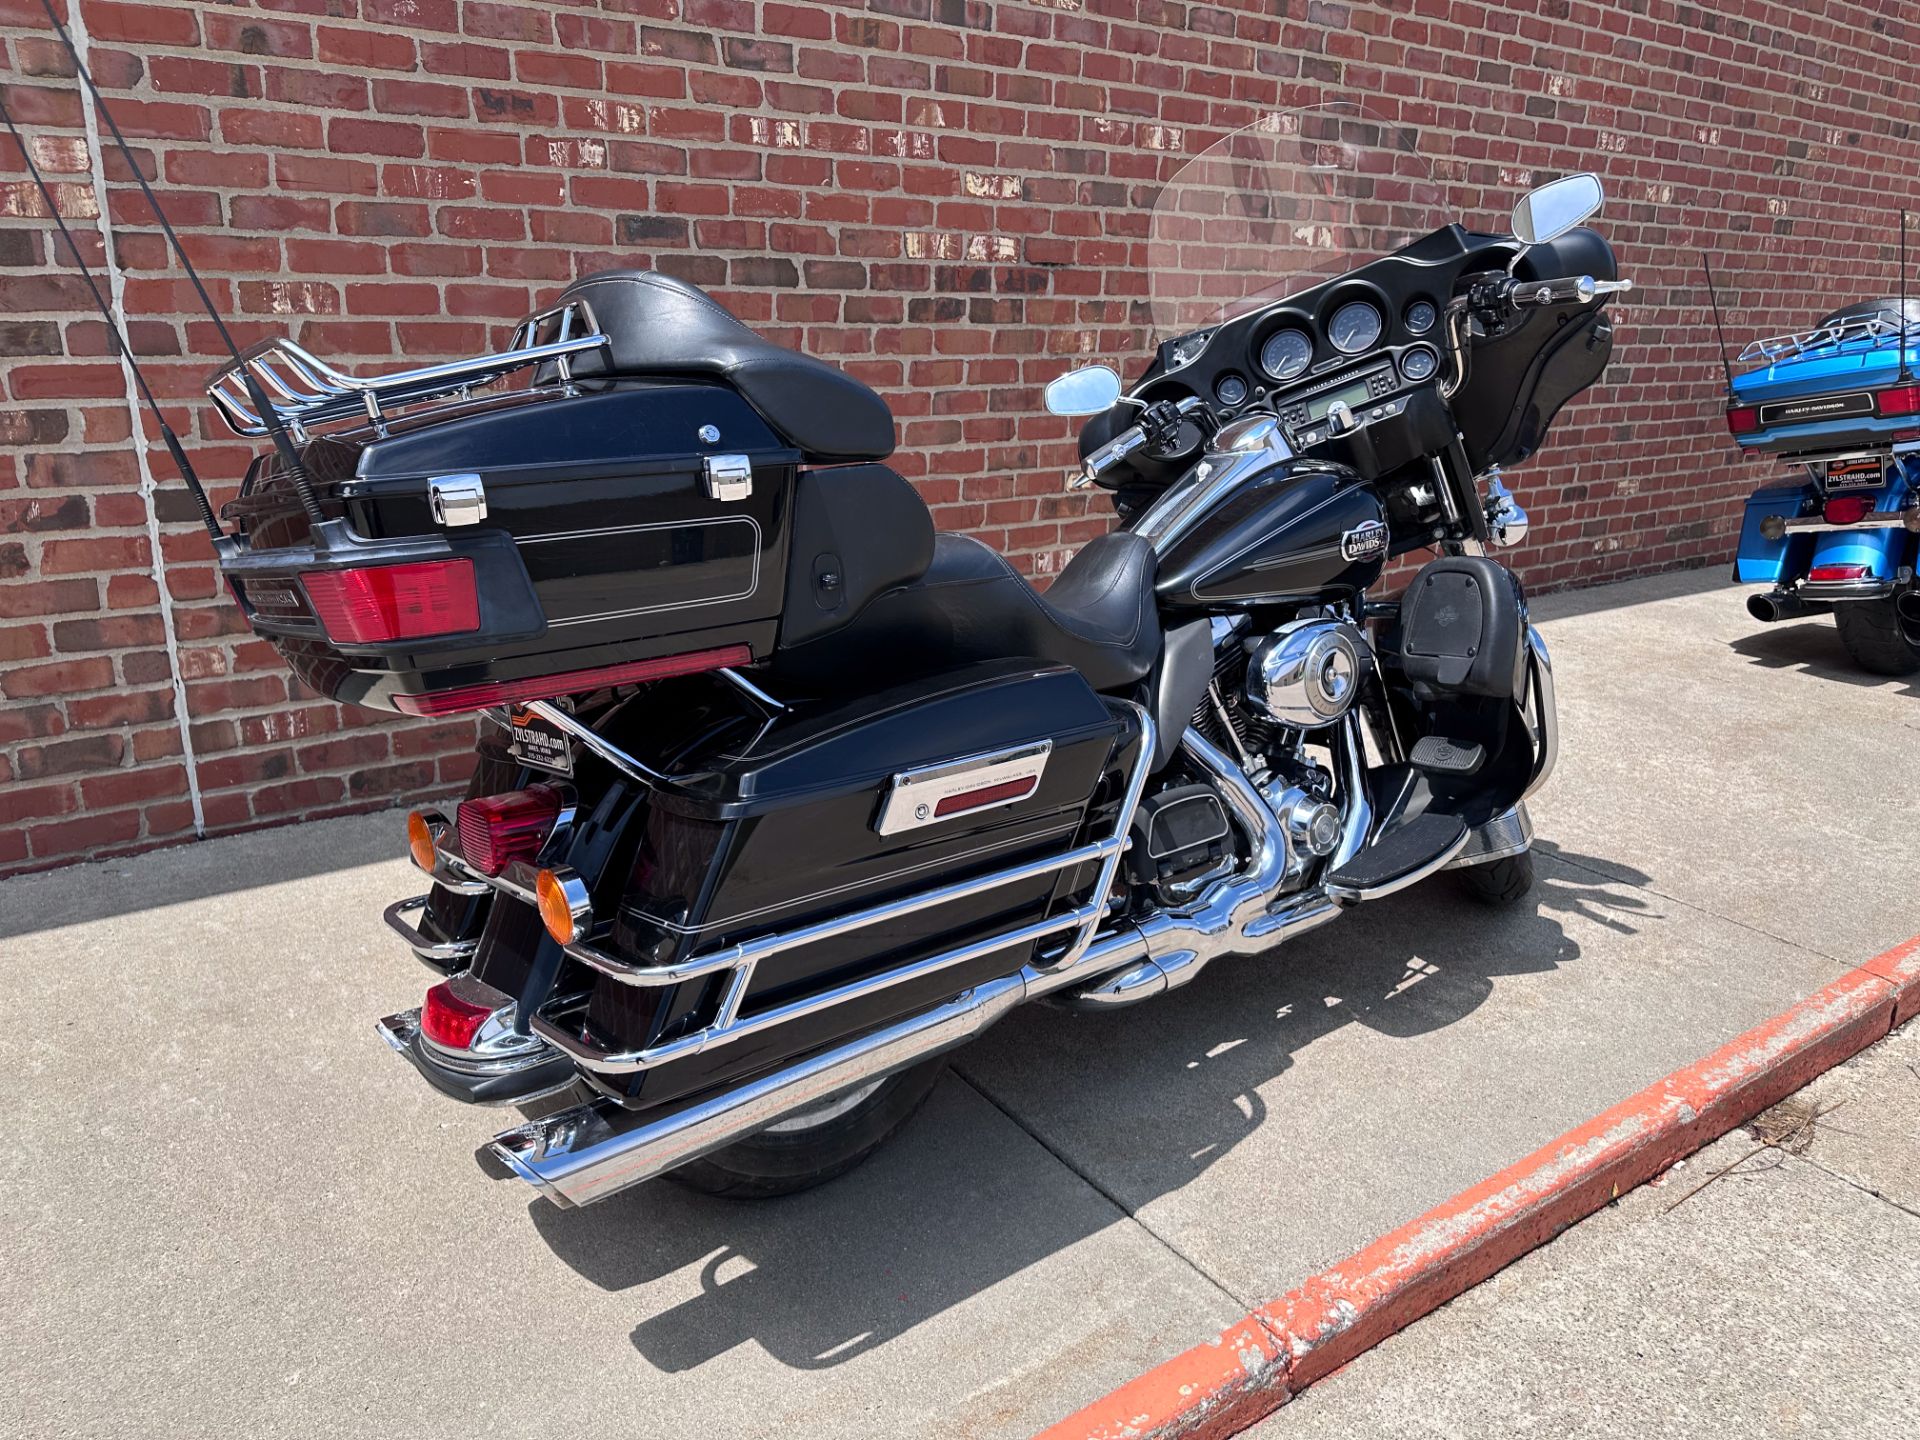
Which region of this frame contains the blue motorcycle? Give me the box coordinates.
[1730,298,1920,675]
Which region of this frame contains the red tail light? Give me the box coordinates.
[300,560,479,643]
[456,784,562,876]
[1726,405,1761,436]
[1807,563,1871,582]
[390,644,753,716]
[421,979,493,1050]
[1822,495,1872,526]
[1876,383,1920,417]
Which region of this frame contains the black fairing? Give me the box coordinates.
[1150,457,1384,609]
[1454,226,1617,473]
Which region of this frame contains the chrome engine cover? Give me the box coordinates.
[1245,619,1367,729]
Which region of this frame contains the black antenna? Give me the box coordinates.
[0,93,222,543]
[1701,252,1735,395]
[37,0,328,531]
[1899,209,1911,383]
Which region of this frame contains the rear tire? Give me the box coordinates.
[1834,599,1920,676]
[1455,850,1535,907]
[665,1056,948,1199]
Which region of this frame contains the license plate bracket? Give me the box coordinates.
[506,704,574,776]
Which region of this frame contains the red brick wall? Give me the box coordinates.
[2,0,1916,875]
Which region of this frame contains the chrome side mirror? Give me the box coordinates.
[1044,364,1123,417]
[1511,173,1604,247]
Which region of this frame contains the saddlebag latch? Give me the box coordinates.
[703,453,754,502]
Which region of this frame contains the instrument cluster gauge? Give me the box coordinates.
[1328,301,1384,355]
[1399,346,1439,383]
[1404,300,1438,335]
[1215,373,1249,407]
[1260,329,1313,382]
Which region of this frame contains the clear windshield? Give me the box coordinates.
[1147,102,1450,343]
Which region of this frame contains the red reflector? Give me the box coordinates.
[1822,495,1872,526]
[391,644,753,716]
[1876,383,1920,417]
[933,775,1039,818]
[421,980,493,1050]
[301,560,480,644]
[456,784,562,876]
[1807,564,1871,582]
[1726,405,1761,435]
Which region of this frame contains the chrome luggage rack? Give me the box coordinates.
[206,298,609,439]
[1739,309,1914,365]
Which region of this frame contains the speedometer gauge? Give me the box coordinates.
[1329,301,1383,355]
[1260,329,1313,381]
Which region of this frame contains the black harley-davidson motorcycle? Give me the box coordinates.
[184,110,1630,1206]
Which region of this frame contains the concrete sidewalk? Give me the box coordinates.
[1257,1018,1920,1438]
[1,569,1914,1439]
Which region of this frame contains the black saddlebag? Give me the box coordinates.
[218,384,810,715]
[527,658,1143,1107]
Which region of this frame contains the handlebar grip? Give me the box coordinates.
[1511,275,1635,309]
[1082,425,1149,480]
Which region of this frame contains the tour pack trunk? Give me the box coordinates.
[216,383,799,716]
[458,660,1144,1111]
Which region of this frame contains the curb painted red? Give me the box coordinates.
[1037,933,1920,1440]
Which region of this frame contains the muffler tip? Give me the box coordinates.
[1746,593,1780,623]
[1896,591,1920,626]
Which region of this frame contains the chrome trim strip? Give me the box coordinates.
[1772,511,1913,534]
[1800,577,1895,601]
[1521,625,1558,800]
[875,740,1052,837]
[1446,803,1534,869]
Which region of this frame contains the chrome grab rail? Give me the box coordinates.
[206,298,609,438]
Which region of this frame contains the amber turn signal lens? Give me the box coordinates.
[406,811,437,873]
[535,867,589,946]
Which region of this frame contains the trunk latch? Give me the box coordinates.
[703,453,754,503]
[429,473,488,527]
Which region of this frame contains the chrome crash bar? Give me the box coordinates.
[206,299,608,438]
[411,699,1155,1078]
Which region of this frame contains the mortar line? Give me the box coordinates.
[949,1066,1265,1316]
[71,6,205,837]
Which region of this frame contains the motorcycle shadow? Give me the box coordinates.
[1727,622,1920,695]
[527,856,1641,1375]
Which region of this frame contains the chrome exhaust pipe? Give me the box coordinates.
[1748,590,1811,623]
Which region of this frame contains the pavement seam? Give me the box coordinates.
[1540,848,1854,973]
[1789,1152,1920,1224]
[949,1066,1264,1317]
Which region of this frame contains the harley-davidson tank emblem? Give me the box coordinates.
[1340,519,1389,563]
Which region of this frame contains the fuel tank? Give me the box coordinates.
[1146,452,1386,610]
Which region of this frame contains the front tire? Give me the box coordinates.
[665,1056,948,1199]
[1455,850,1535,906]
[1834,599,1920,676]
